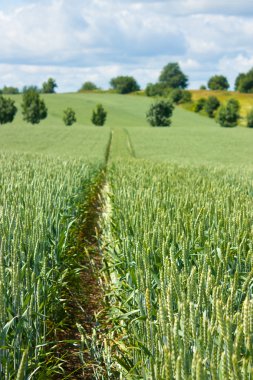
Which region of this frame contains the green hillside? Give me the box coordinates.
[1,93,253,168]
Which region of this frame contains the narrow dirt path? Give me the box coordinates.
[52,129,133,379]
[54,172,105,379]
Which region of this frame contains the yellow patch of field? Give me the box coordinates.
[190,90,253,125]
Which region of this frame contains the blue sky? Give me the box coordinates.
[1,0,253,92]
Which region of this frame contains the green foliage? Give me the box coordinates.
[0,95,17,124]
[41,78,57,94]
[246,108,253,128]
[216,98,240,127]
[63,107,76,126]
[200,84,207,90]
[159,62,188,89]
[91,104,107,126]
[21,87,48,124]
[145,82,170,97]
[146,99,174,126]
[169,88,183,104]
[181,90,192,103]
[79,81,98,91]
[204,95,220,117]
[169,89,192,104]
[207,75,229,90]
[194,98,206,112]
[235,69,253,92]
[110,76,140,94]
[1,86,19,94]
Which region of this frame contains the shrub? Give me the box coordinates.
[194,98,206,112]
[79,81,98,91]
[63,108,76,126]
[169,89,192,104]
[146,99,174,127]
[0,95,17,124]
[91,104,107,126]
[110,76,140,94]
[207,75,229,90]
[145,82,169,97]
[246,108,253,128]
[169,89,183,104]
[21,87,48,124]
[204,96,220,118]
[216,98,240,127]
[181,90,192,103]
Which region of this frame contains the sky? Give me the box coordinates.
[1,0,253,92]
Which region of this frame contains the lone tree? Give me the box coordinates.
[21,87,48,124]
[216,98,240,128]
[146,99,174,127]
[110,76,140,94]
[63,108,76,126]
[91,104,107,126]
[207,75,229,90]
[0,95,17,124]
[41,78,57,94]
[79,81,98,91]
[204,96,220,118]
[159,62,188,89]
[235,69,253,93]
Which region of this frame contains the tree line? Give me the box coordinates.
[0,86,107,127]
[1,63,253,128]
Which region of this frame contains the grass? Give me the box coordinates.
[127,107,253,169]
[1,92,253,168]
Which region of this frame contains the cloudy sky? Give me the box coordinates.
[1,0,253,92]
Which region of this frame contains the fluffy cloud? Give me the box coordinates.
[0,0,253,91]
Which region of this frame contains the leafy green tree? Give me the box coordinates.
[2,86,19,94]
[0,95,17,124]
[79,81,98,91]
[194,98,206,112]
[216,98,240,127]
[204,96,220,117]
[21,87,48,124]
[159,62,188,89]
[207,75,229,90]
[41,78,57,94]
[110,76,140,94]
[145,82,169,97]
[91,104,107,126]
[200,85,207,90]
[235,69,253,92]
[146,99,174,127]
[63,108,76,126]
[246,108,253,128]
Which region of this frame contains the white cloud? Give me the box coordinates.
[0,0,253,91]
